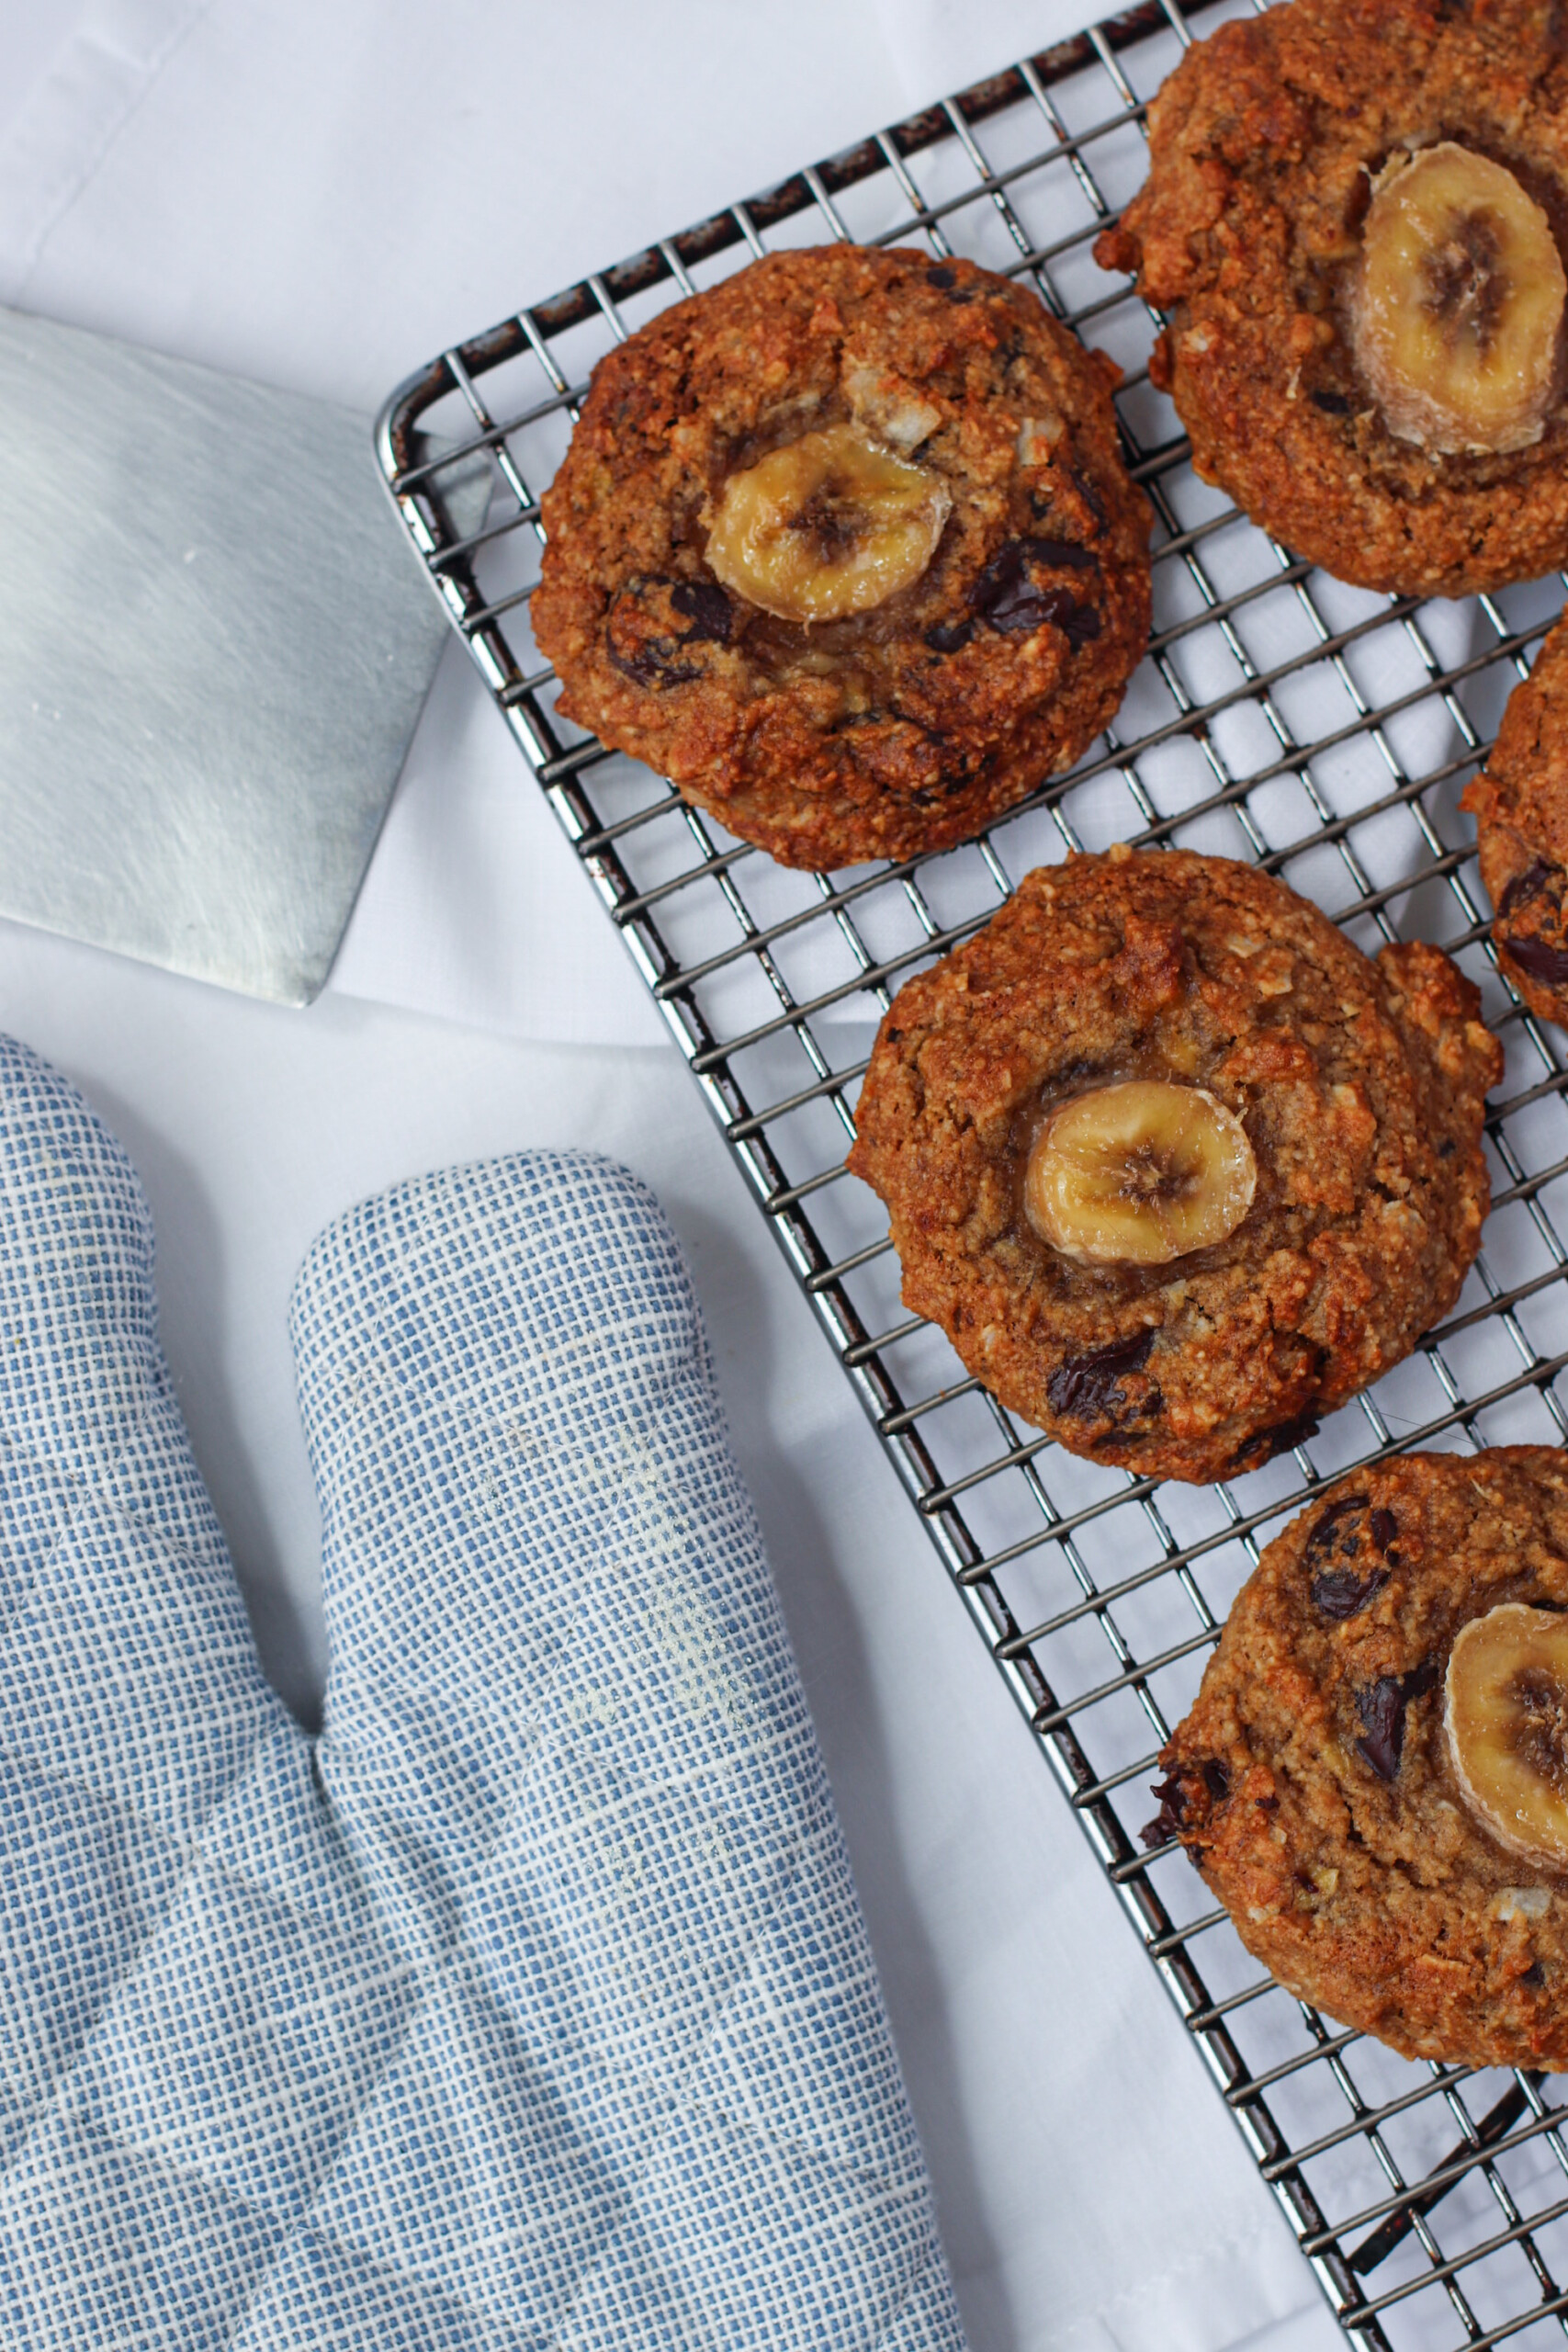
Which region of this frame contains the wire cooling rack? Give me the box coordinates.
[376,5,1568,2343]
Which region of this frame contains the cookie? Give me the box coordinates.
[1095,0,1568,597]
[1155,1448,1568,2068]
[846,847,1500,1485]
[1462,610,1568,1026]
[530,245,1151,870]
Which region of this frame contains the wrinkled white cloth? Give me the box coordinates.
[0,6,1344,2350]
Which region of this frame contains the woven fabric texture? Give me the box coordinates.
[0,1035,966,2350]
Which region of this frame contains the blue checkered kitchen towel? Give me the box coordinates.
[0,1035,966,2349]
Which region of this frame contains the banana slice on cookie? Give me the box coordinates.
[1447,1602,1568,1867]
[1352,142,1566,456]
[705,424,951,623]
[1024,1079,1257,1266]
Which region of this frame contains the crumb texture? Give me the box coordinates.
[847,850,1501,1483]
[1097,0,1568,595]
[1161,1448,1568,2068]
[532,245,1150,868]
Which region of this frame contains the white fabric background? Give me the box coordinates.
[0,5,1344,2347]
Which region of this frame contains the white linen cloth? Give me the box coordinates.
[0,5,1344,2348]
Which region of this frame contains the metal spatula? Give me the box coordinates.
[0,304,484,1005]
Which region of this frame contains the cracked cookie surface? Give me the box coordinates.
[1157,1448,1568,2068]
[1095,0,1568,596]
[531,245,1150,869]
[1463,610,1568,1025]
[846,848,1500,1483]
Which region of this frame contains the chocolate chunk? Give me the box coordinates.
[1047,1326,1156,1420]
[1140,1768,1188,1848]
[1041,590,1102,650]
[924,618,975,654]
[1235,1411,1321,1468]
[1054,594,1100,648]
[969,538,1101,646]
[1304,1498,1397,1608]
[670,580,733,643]
[605,576,731,688]
[1312,1565,1390,1620]
[1311,389,1353,415]
[920,262,974,303]
[1026,537,1098,572]
[1503,934,1568,987]
[1524,1960,1547,1987]
[1304,1495,1370,1556]
[1354,1659,1439,1781]
[969,540,1039,630]
[1498,858,1556,920]
[1438,1138,1456,1159]
[1143,1761,1228,1849]
[1256,1792,1280,1812]
[1071,466,1108,526]
[1354,1678,1408,1781]
[606,635,701,690]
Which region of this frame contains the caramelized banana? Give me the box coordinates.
[1446,1602,1568,1867]
[705,425,951,623]
[1352,143,1566,455]
[1024,1080,1257,1266]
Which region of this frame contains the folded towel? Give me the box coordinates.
[0,1035,965,2348]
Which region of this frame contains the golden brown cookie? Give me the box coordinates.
[1462,610,1568,1024]
[1095,0,1568,597]
[531,245,1151,869]
[846,848,1500,1484]
[1154,1448,1568,2069]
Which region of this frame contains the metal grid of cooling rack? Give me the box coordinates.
[376,4,1568,2343]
